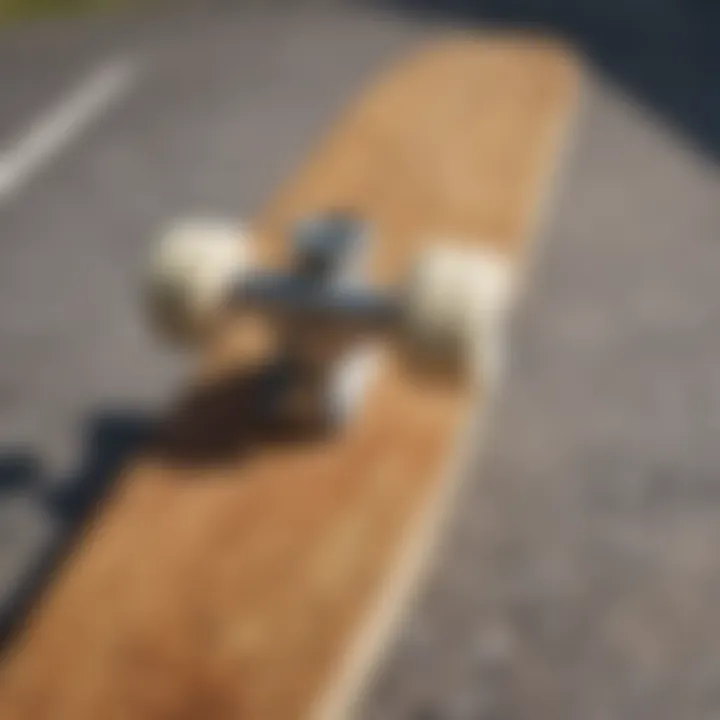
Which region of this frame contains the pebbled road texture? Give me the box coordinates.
[1,1,719,718]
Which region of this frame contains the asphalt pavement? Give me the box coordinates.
[1,2,719,718]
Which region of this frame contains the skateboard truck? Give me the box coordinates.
[233,211,400,339]
[145,214,515,402]
[292,211,367,281]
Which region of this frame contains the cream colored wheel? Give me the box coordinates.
[145,218,253,345]
[403,243,514,390]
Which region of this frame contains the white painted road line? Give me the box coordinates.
[0,56,139,204]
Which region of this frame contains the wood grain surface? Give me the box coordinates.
[0,36,579,719]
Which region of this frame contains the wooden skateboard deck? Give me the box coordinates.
[0,35,579,719]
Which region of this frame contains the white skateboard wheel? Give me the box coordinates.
[404,243,514,389]
[145,218,253,344]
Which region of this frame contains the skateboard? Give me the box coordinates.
[0,35,579,719]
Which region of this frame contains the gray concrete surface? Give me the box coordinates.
[1,1,719,718]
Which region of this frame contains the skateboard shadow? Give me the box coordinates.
[0,365,326,650]
[153,362,328,465]
[369,0,720,161]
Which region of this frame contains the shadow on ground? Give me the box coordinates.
[0,412,154,649]
[372,0,720,161]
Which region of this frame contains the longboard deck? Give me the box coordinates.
[0,36,579,719]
